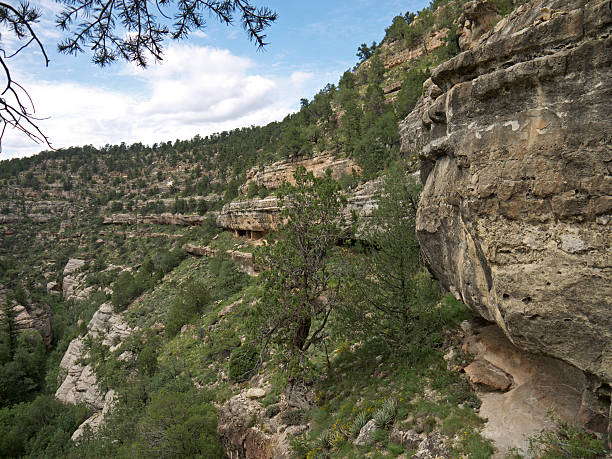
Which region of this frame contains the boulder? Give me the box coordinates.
[463,358,513,391]
[246,388,267,399]
[63,258,85,275]
[411,433,449,459]
[389,428,422,449]
[355,419,377,446]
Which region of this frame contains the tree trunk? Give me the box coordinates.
[293,316,311,351]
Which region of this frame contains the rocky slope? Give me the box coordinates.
[55,301,133,440]
[402,0,611,439]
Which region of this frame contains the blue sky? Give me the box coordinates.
[2,0,429,159]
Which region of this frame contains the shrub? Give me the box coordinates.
[131,389,224,458]
[228,344,258,382]
[528,422,608,459]
[165,280,211,338]
[281,409,306,426]
[111,272,141,312]
[265,404,281,418]
[209,255,249,300]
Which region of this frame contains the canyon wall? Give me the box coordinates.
[217,179,381,237]
[238,153,360,195]
[401,0,611,435]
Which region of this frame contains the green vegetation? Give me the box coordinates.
[111,248,186,312]
[342,163,443,358]
[252,167,346,381]
[528,421,608,459]
[229,343,259,382]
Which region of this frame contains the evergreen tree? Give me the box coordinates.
[343,163,441,358]
[253,167,346,380]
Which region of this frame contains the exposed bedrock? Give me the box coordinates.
[217,179,381,237]
[102,213,209,226]
[401,0,611,435]
[238,153,360,195]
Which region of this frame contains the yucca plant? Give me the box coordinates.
[316,429,331,448]
[351,411,370,437]
[373,398,397,428]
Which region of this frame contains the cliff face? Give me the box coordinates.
[102,213,209,226]
[402,0,611,428]
[217,179,381,237]
[55,302,133,440]
[238,153,360,195]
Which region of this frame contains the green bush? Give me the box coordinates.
[131,389,224,458]
[0,394,90,458]
[165,279,211,338]
[528,422,608,459]
[281,409,306,426]
[111,272,141,312]
[265,404,281,418]
[228,344,258,382]
[209,255,250,300]
[395,68,430,118]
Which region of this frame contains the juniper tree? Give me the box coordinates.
[253,166,346,380]
[343,162,441,357]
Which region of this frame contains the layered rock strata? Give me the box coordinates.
[217,179,381,238]
[184,244,260,276]
[238,153,360,195]
[401,0,611,436]
[102,213,208,226]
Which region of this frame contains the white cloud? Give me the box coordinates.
[290,71,315,87]
[1,44,305,159]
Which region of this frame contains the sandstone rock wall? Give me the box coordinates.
[217,179,381,237]
[102,213,209,226]
[401,0,611,431]
[239,153,360,195]
[383,28,450,72]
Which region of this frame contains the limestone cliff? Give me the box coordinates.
[102,213,209,226]
[401,0,611,434]
[55,302,133,440]
[217,179,381,238]
[238,153,360,195]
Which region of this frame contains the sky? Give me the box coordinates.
[1,0,429,160]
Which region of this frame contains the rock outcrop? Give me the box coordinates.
[0,200,75,225]
[102,213,208,226]
[216,196,281,237]
[463,324,584,457]
[55,302,133,440]
[184,244,260,276]
[217,389,306,459]
[62,258,94,301]
[217,179,381,238]
[0,302,53,346]
[402,0,611,437]
[238,153,360,195]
